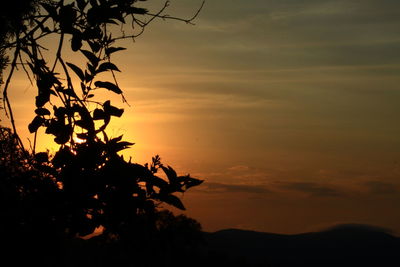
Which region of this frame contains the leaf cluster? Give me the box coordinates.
[1,0,204,241]
[1,127,204,266]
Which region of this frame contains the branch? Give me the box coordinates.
[2,41,28,156]
[114,0,205,41]
[146,0,205,25]
[17,52,34,87]
[0,15,52,50]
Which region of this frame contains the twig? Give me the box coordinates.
[114,0,205,41]
[147,0,205,25]
[18,53,34,86]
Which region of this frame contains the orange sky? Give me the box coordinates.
[2,0,400,234]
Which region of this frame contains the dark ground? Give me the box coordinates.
[2,223,399,266]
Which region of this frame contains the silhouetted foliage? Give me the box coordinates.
[1,0,204,265]
[0,0,40,80]
[60,209,205,267]
[0,127,66,265]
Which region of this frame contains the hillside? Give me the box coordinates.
[204,224,400,266]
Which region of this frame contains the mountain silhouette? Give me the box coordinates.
[204,224,400,267]
[3,223,399,266]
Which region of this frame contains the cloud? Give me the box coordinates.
[195,180,346,198]
[227,165,250,172]
[277,182,345,197]
[363,181,400,195]
[196,182,271,195]
[192,0,400,72]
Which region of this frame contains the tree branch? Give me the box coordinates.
[2,41,28,156]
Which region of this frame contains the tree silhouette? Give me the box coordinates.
[0,0,204,265]
[0,0,40,78]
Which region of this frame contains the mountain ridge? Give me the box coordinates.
[204,223,400,266]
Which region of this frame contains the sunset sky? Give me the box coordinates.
[2,0,400,234]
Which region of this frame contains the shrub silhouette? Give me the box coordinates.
[1,0,204,265]
[0,129,205,265]
[0,127,65,265]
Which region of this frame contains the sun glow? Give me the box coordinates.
[73,135,86,144]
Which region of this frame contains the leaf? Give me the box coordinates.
[48,122,71,145]
[84,71,93,83]
[59,5,76,33]
[77,0,87,10]
[53,106,67,120]
[94,81,122,94]
[81,50,99,67]
[106,7,125,24]
[104,135,134,153]
[76,133,88,140]
[35,108,51,116]
[184,176,204,190]
[88,40,101,53]
[89,0,99,8]
[54,134,70,145]
[74,105,94,131]
[108,141,134,153]
[28,116,45,133]
[52,146,74,168]
[66,62,85,81]
[160,194,186,210]
[128,7,148,15]
[87,7,101,26]
[87,63,96,75]
[161,165,178,184]
[96,115,110,132]
[41,2,58,18]
[110,134,123,143]
[116,141,134,149]
[71,33,83,51]
[105,19,119,25]
[105,47,126,57]
[83,27,102,40]
[35,78,52,107]
[63,89,77,98]
[107,106,124,117]
[96,62,120,73]
[150,176,169,190]
[75,120,92,130]
[103,100,124,117]
[45,118,64,137]
[50,89,57,96]
[93,108,106,120]
[80,82,87,95]
[34,152,49,163]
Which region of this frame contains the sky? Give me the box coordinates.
[2,0,400,234]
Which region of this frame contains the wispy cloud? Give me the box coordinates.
[196,182,272,195]
[363,181,400,195]
[276,182,346,197]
